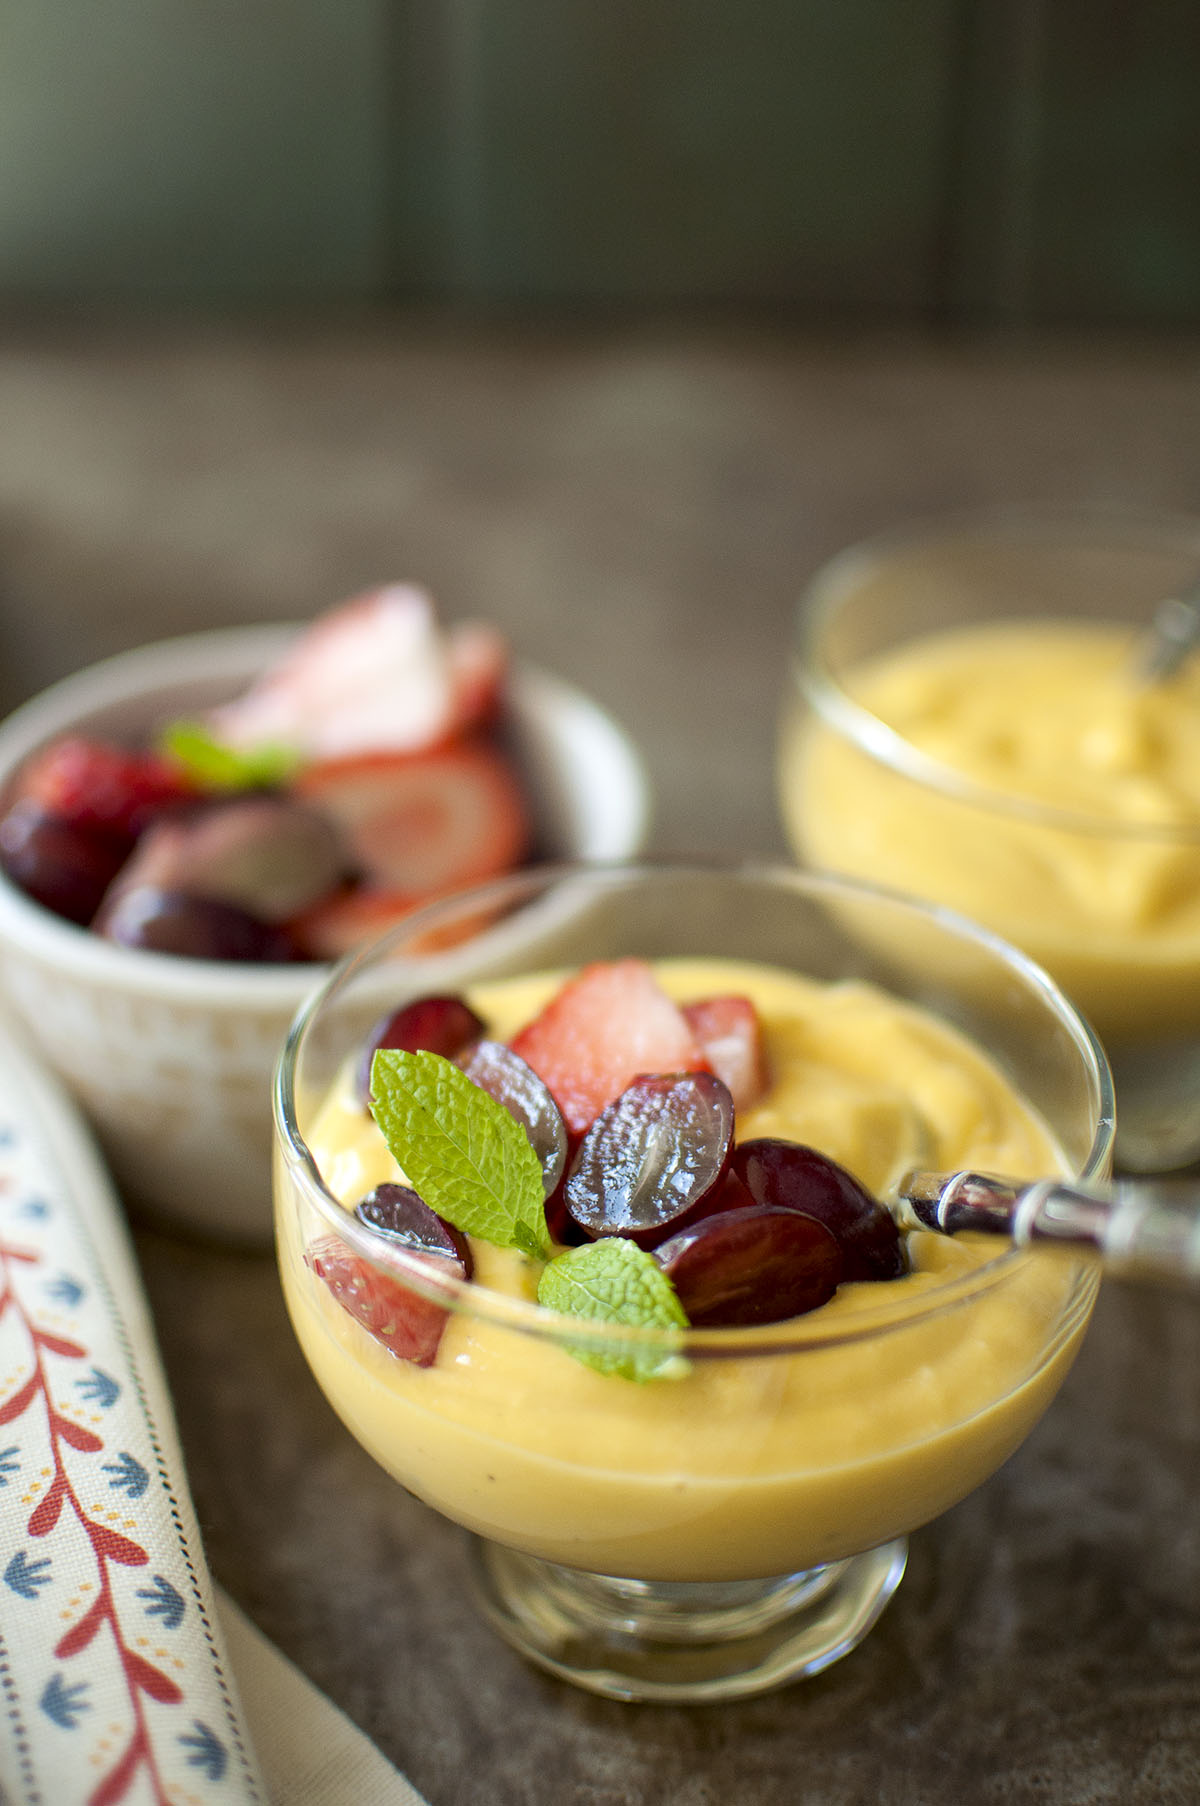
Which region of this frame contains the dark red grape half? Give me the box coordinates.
[0,800,129,926]
[354,1182,473,1280]
[655,1204,844,1326]
[458,1039,567,1198]
[94,885,300,961]
[730,1139,907,1281]
[564,1071,735,1249]
[357,994,485,1102]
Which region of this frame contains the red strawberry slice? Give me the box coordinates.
[446,621,508,734]
[16,736,193,841]
[682,995,769,1112]
[510,958,709,1137]
[296,739,529,894]
[305,1234,455,1366]
[209,586,464,760]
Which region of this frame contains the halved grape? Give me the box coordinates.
[94,885,300,961]
[458,1039,567,1198]
[730,1139,907,1281]
[655,1205,844,1326]
[0,800,129,925]
[354,1182,473,1280]
[357,994,485,1102]
[564,1071,735,1249]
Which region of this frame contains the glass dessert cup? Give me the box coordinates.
[779,507,1200,1173]
[273,861,1113,1703]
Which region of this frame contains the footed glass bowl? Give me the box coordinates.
[273,862,1112,1702]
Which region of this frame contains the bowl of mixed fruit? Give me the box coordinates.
[0,589,649,1242]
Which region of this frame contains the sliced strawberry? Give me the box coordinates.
[296,738,530,896]
[16,736,193,841]
[510,958,709,1137]
[305,1233,455,1367]
[208,585,470,761]
[682,995,769,1113]
[446,621,509,734]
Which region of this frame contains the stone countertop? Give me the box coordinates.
[2,318,1199,1803]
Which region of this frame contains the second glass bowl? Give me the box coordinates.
[779,508,1200,1171]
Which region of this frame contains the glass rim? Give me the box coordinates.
[273,857,1115,1357]
[794,502,1200,845]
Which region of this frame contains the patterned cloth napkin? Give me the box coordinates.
[0,1015,426,1806]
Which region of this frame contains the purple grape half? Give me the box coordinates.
[564,1071,735,1249]
[354,1181,473,1281]
[655,1204,844,1326]
[730,1139,907,1281]
[458,1039,568,1198]
[357,994,486,1102]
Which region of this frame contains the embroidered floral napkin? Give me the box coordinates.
[0,1016,425,1806]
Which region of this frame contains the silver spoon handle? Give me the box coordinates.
[1134,587,1200,684]
[898,1169,1200,1286]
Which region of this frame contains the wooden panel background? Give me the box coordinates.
[0,0,1197,321]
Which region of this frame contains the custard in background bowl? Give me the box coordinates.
[779,510,1200,1172]
[0,594,650,1243]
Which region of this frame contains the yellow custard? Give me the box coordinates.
[276,959,1096,1582]
[783,620,1200,1040]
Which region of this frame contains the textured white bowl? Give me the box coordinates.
[0,626,650,1245]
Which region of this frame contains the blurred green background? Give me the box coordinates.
[3,0,1198,323]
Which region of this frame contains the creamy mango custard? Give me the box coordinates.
[276,958,1096,1582]
[783,620,1200,1040]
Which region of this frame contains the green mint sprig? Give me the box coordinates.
[537,1238,688,1383]
[369,1049,551,1261]
[159,719,302,792]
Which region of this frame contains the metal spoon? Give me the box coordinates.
[1131,581,1200,684]
[895,1168,1200,1287]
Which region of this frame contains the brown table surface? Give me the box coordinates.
[2,318,1199,1804]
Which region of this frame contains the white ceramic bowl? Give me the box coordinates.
[0,625,650,1245]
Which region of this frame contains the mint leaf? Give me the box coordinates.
[370,1049,550,1259]
[159,720,301,792]
[537,1238,688,1382]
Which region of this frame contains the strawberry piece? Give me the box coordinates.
[305,1233,456,1367]
[296,738,529,895]
[510,958,709,1137]
[16,736,192,841]
[208,585,470,761]
[682,995,769,1112]
[446,621,509,734]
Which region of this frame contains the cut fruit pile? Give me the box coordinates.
[0,587,533,962]
[306,961,909,1373]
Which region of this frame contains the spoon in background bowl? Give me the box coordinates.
[894,1167,1200,1288]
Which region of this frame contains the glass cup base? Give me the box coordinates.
[467,1536,908,1703]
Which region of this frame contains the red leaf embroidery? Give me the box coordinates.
[34,1331,87,1359]
[55,1593,107,1659]
[0,1374,39,1423]
[124,1649,182,1705]
[87,1731,143,1806]
[86,1522,148,1567]
[0,1244,39,1263]
[52,1414,103,1453]
[28,1472,66,1537]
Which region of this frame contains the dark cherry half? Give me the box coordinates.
[357,994,486,1102]
[458,1039,568,1198]
[655,1204,844,1326]
[564,1071,735,1249]
[730,1139,907,1281]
